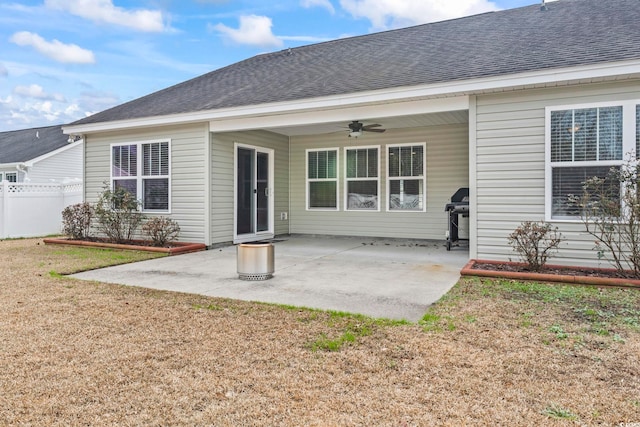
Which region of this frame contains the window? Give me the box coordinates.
[345,146,379,211]
[111,140,170,212]
[1,172,17,182]
[546,103,635,220]
[307,148,338,210]
[387,143,426,211]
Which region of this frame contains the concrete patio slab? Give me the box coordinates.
[70,235,469,321]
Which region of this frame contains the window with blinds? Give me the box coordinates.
[143,142,169,176]
[111,141,170,212]
[307,149,338,209]
[548,104,628,219]
[142,142,169,211]
[345,147,379,210]
[387,143,426,211]
[112,144,138,198]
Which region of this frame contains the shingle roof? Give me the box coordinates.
[72,0,640,126]
[0,125,69,164]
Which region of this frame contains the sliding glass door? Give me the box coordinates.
[235,144,274,242]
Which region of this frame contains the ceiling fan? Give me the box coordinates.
[348,120,386,138]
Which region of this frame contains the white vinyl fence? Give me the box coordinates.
[0,182,83,238]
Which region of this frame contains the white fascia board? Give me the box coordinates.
[26,139,83,166]
[0,162,20,169]
[209,96,468,133]
[63,59,640,135]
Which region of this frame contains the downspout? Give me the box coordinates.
[288,135,291,236]
[468,95,478,260]
[16,163,30,182]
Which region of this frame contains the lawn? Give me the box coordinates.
[1,238,638,425]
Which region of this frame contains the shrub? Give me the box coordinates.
[570,155,640,276]
[142,217,180,247]
[61,202,94,240]
[508,221,563,272]
[94,183,144,244]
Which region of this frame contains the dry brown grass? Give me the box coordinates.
[1,238,639,426]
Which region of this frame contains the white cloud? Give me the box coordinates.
[77,90,120,114]
[301,0,336,14]
[44,0,167,32]
[0,98,64,129]
[64,103,81,116]
[10,32,95,64]
[0,63,7,77]
[13,84,66,102]
[213,15,283,48]
[0,87,117,130]
[339,0,501,30]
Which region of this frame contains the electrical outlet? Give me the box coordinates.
[280,212,288,220]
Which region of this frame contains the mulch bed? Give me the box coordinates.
[43,237,206,255]
[462,259,640,288]
[472,261,638,279]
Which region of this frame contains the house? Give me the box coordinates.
[0,125,83,238]
[0,125,83,183]
[63,0,640,267]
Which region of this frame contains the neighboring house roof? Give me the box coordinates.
[0,125,69,164]
[71,0,640,127]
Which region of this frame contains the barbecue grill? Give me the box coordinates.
[445,187,469,251]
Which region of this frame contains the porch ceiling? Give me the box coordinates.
[268,110,469,137]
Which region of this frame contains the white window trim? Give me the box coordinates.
[306,147,339,211]
[1,172,17,182]
[110,139,171,214]
[386,142,427,213]
[344,145,381,212]
[545,100,637,222]
[233,142,275,243]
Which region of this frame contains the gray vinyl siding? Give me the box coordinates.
[28,143,83,183]
[289,124,468,240]
[475,79,640,267]
[84,123,207,242]
[210,130,289,245]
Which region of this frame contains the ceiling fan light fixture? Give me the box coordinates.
[346,120,385,138]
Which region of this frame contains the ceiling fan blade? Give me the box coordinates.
[364,128,386,133]
[362,123,382,130]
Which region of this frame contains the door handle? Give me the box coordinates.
[264,187,269,197]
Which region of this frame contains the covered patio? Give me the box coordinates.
[71,235,468,321]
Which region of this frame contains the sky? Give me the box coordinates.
[0,0,543,132]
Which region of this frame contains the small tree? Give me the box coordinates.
[570,155,640,276]
[61,202,94,240]
[142,217,180,247]
[508,221,563,272]
[94,183,144,244]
